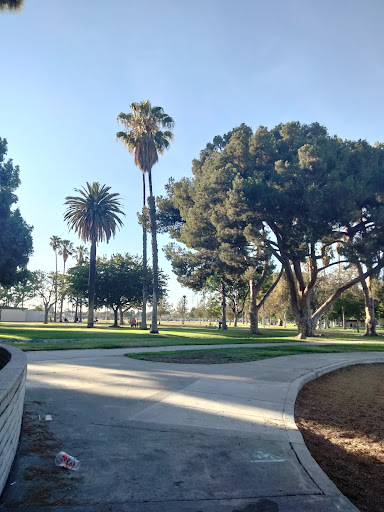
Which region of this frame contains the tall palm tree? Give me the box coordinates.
[49,235,62,322]
[73,245,89,265]
[58,240,73,321]
[59,240,74,275]
[64,182,125,328]
[116,100,174,333]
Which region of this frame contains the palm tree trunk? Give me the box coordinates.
[59,259,68,322]
[141,172,148,330]
[54,252,58,322]
[147,170,158,334]
[59,294,64,322]
[87,241,97,328]
[59,259,66,322]
[148,194,159,334]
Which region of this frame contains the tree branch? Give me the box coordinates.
[312,257,384,321]
[317,260,349,272]
[256,268,284,310]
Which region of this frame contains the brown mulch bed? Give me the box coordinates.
[295,363,384,512]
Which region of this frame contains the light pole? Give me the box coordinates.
[182,295,186,327]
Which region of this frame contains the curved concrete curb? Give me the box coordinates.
[0,344,27,496]
[283,355,384,511]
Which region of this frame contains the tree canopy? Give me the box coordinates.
[67,253,168,327]
[0,138,33,286]
[157,122,384,337]
[0,0,24,11]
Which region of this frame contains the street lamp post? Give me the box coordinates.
[182,295,186,327]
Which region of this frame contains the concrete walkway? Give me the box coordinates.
[1,346,384,511]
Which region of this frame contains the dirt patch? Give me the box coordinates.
[1,406,84,508]
[295,363,384,512]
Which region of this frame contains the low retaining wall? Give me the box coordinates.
[0,344,27,496]
[0,309,45,322]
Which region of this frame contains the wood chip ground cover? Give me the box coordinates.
[295,363,384,512]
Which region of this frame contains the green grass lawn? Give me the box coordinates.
[127,343,384,364]
[0,321,382,351]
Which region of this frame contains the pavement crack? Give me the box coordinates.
[86,492,323,505]
[288,441,324,494]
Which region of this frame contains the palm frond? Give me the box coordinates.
[64,182,125,244]
[116,100,174,173]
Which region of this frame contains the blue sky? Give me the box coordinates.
[1,0,384,307]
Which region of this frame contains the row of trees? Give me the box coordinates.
[156,122,384,337]
[1,98,174,333]
[177,267,384,330]
[0,253,166,325]
[59,101,175,331]
[48,236,89,322]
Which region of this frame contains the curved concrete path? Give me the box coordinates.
[2,346,384,511]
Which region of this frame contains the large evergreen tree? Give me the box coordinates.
[158,122,384,338]
[226,122,384,337]
[157,125,281,334]
[0,138,33,286]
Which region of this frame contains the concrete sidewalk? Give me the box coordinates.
[1,347,384,511]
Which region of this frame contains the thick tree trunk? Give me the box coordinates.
[87,241,96,328]
[148,192,159,334]
[342,307,346,329]
[79,299,82,322]
[362,276,377,336]
[296,316,314,338]
[220,279,228,330]
[112,308,119,328]
[249,279,260,334]
[141,174,148,329]
[119,307,124,326]
[234,314,238,327]
[364,301,376,335]
[44,305,49,324]
[74,300,78,322]
[295,294,315,338]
